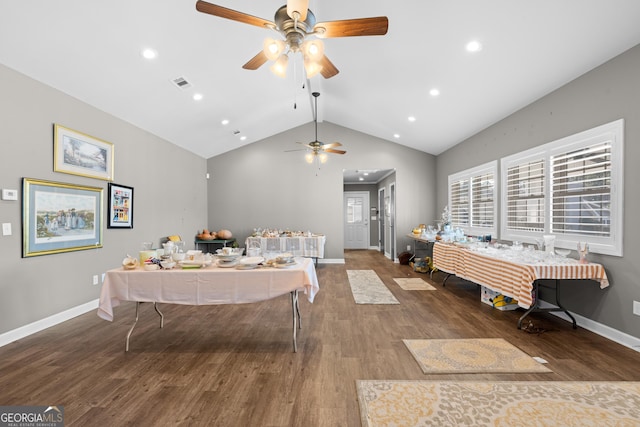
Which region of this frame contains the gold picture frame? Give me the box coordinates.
[53,124,114,181]
[22,178,104,257]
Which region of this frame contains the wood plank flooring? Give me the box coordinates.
[1,249,639,426]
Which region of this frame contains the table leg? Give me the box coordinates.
[518,280,577,329]
[153,302,164,328]
[291,291,301,353]
[125,302,141,352]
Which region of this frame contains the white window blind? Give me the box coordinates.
[448,161,497,237]
[500,119,623,256]
[505,159,545,232]
[551,141,611,238]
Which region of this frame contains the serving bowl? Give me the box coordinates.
[555,248,571,257]
[143,263,160,271]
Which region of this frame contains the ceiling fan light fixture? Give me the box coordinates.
[263,38,285,61]
[319,152,328,164]
[305,152,315,163]
[302,39,324,61]
[270,54,289,78]
[286,0,309,22]
[303,57,323,78]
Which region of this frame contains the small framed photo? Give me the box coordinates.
[53,123,114,181]
[107,183,134,229]
[22,178,103,257]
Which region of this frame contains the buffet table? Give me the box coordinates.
[98,258,319,352]
[432,242,609,328]
[245,235,326,260]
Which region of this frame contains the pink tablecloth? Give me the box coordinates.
[98,257,319,321]
[433,242,609,309]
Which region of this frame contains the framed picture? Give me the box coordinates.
[53,123,114,181]
[107,183,133,229]
[22,178,103,257]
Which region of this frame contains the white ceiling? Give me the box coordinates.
[2,1,640,159]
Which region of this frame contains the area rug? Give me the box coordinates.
[393,277,436,291]
[402,338,551,374]
[356,380,640,427]
[347,270,399,304]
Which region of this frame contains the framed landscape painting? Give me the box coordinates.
[22,178,104,257]
[53,123,114,181]
[107,183,134,229]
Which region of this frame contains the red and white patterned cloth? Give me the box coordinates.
[433,242,609,309]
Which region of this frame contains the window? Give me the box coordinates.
[501,119,623,256]
[448,161,497,237]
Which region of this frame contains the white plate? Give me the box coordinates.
[181,259,212,266]
[216,260,237,268]
[240,256,264,266]
[235,264,260,270]
[274,261,297,268]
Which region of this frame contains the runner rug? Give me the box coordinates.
[393,277,436,291]
[356,380,640,426]
[402,338,551,374]
[347,270,399,304]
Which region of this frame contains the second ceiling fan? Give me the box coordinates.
[195,0,389,78]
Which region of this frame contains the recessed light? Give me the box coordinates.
[193,93,203,101]
[429,88,440,97]
[359,177,364,181]
[240,136,247,141]
[221,119,229,125]
[466,40,482,52]
[408,116,416,122]
[393,133,400,139]
[141,48,157,59]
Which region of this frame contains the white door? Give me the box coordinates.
[344,191,370,249]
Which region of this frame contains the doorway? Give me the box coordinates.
[378,187,385,253]
[343,191,370,249]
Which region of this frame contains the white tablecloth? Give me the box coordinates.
[245,235,326,258]
[98,257,319,321]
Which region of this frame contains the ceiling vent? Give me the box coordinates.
[170,76,192,90]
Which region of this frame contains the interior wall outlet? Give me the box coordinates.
[407,245,411,251]
[1,189,18,200]
[2,223,11,236]
[93,275,99,286]
[633,300,640,316]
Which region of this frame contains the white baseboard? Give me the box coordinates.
[538,299,640,352]
[318,258,345,264]
[0,299,99,348]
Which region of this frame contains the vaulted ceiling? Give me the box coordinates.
[2,1,640,159]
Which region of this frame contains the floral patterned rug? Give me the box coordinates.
[356,380,640,426]
[403,338,551,374]
[347,270,399,304]
[393,277,436,290]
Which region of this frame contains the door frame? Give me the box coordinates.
[343,191,370,249]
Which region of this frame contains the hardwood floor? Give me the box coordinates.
[1,249,639,426]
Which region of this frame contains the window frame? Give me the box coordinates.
[500,119,624,256]
[447,160,498,238]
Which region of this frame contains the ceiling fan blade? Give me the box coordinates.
[196,1,273,29]
[297,141,314,149]
[324,148,346,154]
[242,51,269,70]
[322,142,342,149]
[314,17,389,38]
[319,55,339,79]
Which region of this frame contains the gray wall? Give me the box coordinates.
[207,122,436,260]
[436,44,640,338]
[0,64,207,335]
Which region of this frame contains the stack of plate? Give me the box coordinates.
[216,253,241,268]
[236,256,265,270]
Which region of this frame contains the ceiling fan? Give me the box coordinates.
[290,92,346,163]
[195,0,389,78]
